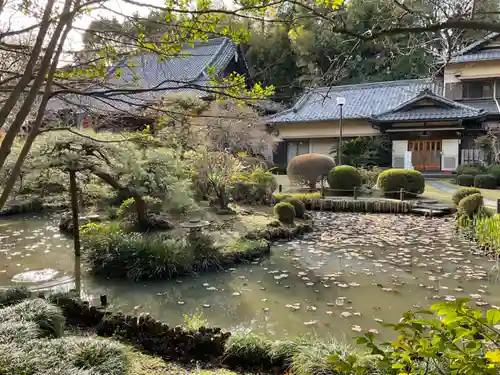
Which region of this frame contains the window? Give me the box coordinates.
[462,81,494,99]
[287,140,309,163]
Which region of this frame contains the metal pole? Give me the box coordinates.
[339,104,343,165]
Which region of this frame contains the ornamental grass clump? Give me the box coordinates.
[83,227,194,280]
[327,165,362,194]
[223,332,273,368]
[377,168,425,197]
[452,187,481,206]
[0,298,65,338]
[274,202,296,224]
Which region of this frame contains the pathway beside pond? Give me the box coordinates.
[426,180,497,208]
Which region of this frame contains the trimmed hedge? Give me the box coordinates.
[287,154,335,189]
[327,165,362,194]
[457,174,475,187]
[474,174,497,189]
[452,187,481,206]
[458,193,483,216]
[377,168,425,197]
[487,164,500,185]
[274,202,296,224]
[456,163,484,176]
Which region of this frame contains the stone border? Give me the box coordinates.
[302,198,414,213]
[49,294,231,363]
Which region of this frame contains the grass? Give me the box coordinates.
[83,223,271,281]
[0,298,66,337]
[421,184,454,203]
[439,179,500,203]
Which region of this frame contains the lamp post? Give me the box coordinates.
[336,96,346,165]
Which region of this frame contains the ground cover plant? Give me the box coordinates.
[81,221,270,280]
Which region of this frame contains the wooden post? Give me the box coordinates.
[497,199,500,214]
[320,186,325,198]
[399,188,404,201]
[278,184,282,193]
[69,170,81,257]
[353,187,357,200]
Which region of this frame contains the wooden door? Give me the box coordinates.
[408,140,442,171]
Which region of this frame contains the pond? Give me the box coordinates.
[0,212,498,342]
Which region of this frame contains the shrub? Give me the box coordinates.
[0,299,65,338]
[274,202,296,224]
[273,192,321,202]
[327,165,362,194]
[116,196,163,223]
[456,163,483,176]
[83,228,193,280]
[452,187,481,206]
[358,167,381,187]
[0,286,30,307]
[231,167,277,204]
[376,168,425,197]
[457,174,475,187]
[291,335,355,375]
[287,153,335,189]
[488,164,500,184]
[224,332,273,368]
[0,320,41,345]
[458,193,483,216]
[284,198,306,218]
[474,173,498,189]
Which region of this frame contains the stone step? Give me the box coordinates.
[411,208,448,217]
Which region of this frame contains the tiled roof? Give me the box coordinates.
[47,38,238,114]
[461,99,500,115]
[266,79,443,123]
[371,89,485,122]
[449,32,500,63]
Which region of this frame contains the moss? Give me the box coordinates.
[274,202,296,224]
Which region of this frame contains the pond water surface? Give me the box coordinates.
[0,212,498,342]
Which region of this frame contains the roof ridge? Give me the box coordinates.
[309,78,436,92]
[452,32,500,57]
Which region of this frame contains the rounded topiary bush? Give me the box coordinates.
[488,164,500,184]
[458,193,483,216]
[287,154,335,189]
[457,174,475,187]
[456,164,483,176]
[274,202,296,224]
[327,165,362,194]
[452,187,481,206]
[376,168,425,197]
[284,198,305,219]
[474,174,497,189]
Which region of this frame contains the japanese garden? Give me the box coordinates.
[2,0,500,374]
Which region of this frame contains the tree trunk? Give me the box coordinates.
[69,169,81,257]
[93,170,149,230]
[0,0,73,174]
[0,0,55,131]
[0,18,74,210]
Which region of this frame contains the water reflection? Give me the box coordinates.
[0,212,499,341]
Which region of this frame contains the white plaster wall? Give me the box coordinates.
[441,139,459,171]
[392,140,408,168]
[310,138,336,156]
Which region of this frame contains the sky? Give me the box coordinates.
[1,0,167,64]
